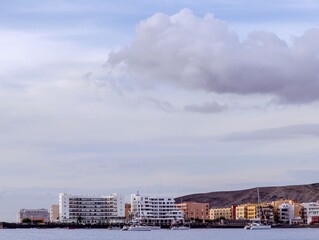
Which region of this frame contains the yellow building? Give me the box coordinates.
[176,202,209,220]
[247,204,258,220]
[209,207,232,220]
[236,205,247,220]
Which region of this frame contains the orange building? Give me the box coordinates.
[125,203,131,219]
[176,202,209,220]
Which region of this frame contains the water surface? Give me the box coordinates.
[1,228,319,240]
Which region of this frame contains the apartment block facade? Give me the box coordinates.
[130,193,184,225]
[59,193,125,223]
[18,209,49,223]
[176,202,209,220]
[209,207,232,220]
[236,205,248,220]
[302,201,319,224]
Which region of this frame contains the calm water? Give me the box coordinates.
[1,228,319,240]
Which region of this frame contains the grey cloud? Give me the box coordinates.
[106,9,319,104]
[221,123,319,141]
[184,101,228,113]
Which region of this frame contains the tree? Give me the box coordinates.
[22,218,31,223]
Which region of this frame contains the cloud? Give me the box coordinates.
[221,123,319,141]
[184,101,228,113]
[106,9,319,104]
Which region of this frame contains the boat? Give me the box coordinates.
[244,218,271,230]
[171,225,190,230]
[244,188,271,230]
[108,226,120,230]
[127,192,161,231]
[170,217,190,230]
[121,225,130,231]
[147,225,161,230]
[127,225,152,231]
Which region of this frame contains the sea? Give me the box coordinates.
[0,228,319,240]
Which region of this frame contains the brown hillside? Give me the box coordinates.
[175,183,319,207]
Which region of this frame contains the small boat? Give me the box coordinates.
[171,225,190,230]
[108,226,120,230]
[121,225,129,231]
[244,218,271,230]
[147,225,161,230]
[127,225,152,231]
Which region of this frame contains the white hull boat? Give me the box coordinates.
[171,226,190,230]
[244,220,271,230]
[127,225,152,231]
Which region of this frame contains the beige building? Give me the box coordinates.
[209,207,232,220]
[236,205,248,220]
[176,202,209,220]
[50,204,59,222]
[293,203,303,219]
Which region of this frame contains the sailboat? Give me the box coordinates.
[127,192,161,231]
[170,216,190,230]
[244,188,271,230]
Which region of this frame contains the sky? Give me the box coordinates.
[1,0,319,222]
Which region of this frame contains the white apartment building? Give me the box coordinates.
[302,201,319,224]
[278,203,294,224]
[130,193,184,225]
[59,193,125,224]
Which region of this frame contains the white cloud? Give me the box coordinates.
[106,9,319,104]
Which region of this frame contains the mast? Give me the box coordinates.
[257,187,267,223]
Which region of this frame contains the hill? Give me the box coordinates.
[175,183,319,207]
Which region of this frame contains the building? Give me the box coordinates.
[18,209,49,223]
[209,207,232,220]
[258,204,274,224]
[247,204,257,220]
[59,193,125,224]
[230,205,237,220]
[125,203,131,219]
[235,203,273,222]
[236,205,247,220]
[176,202,209,220]
[302,201,319,224]
[278,203,294,224]
[50,204,59,222]
[272,199,295,222]
[130,193,184,225]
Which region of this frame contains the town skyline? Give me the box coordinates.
[10,184,319,226]
[1,0,319,222]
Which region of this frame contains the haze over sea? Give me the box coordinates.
[1,229,319,240]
